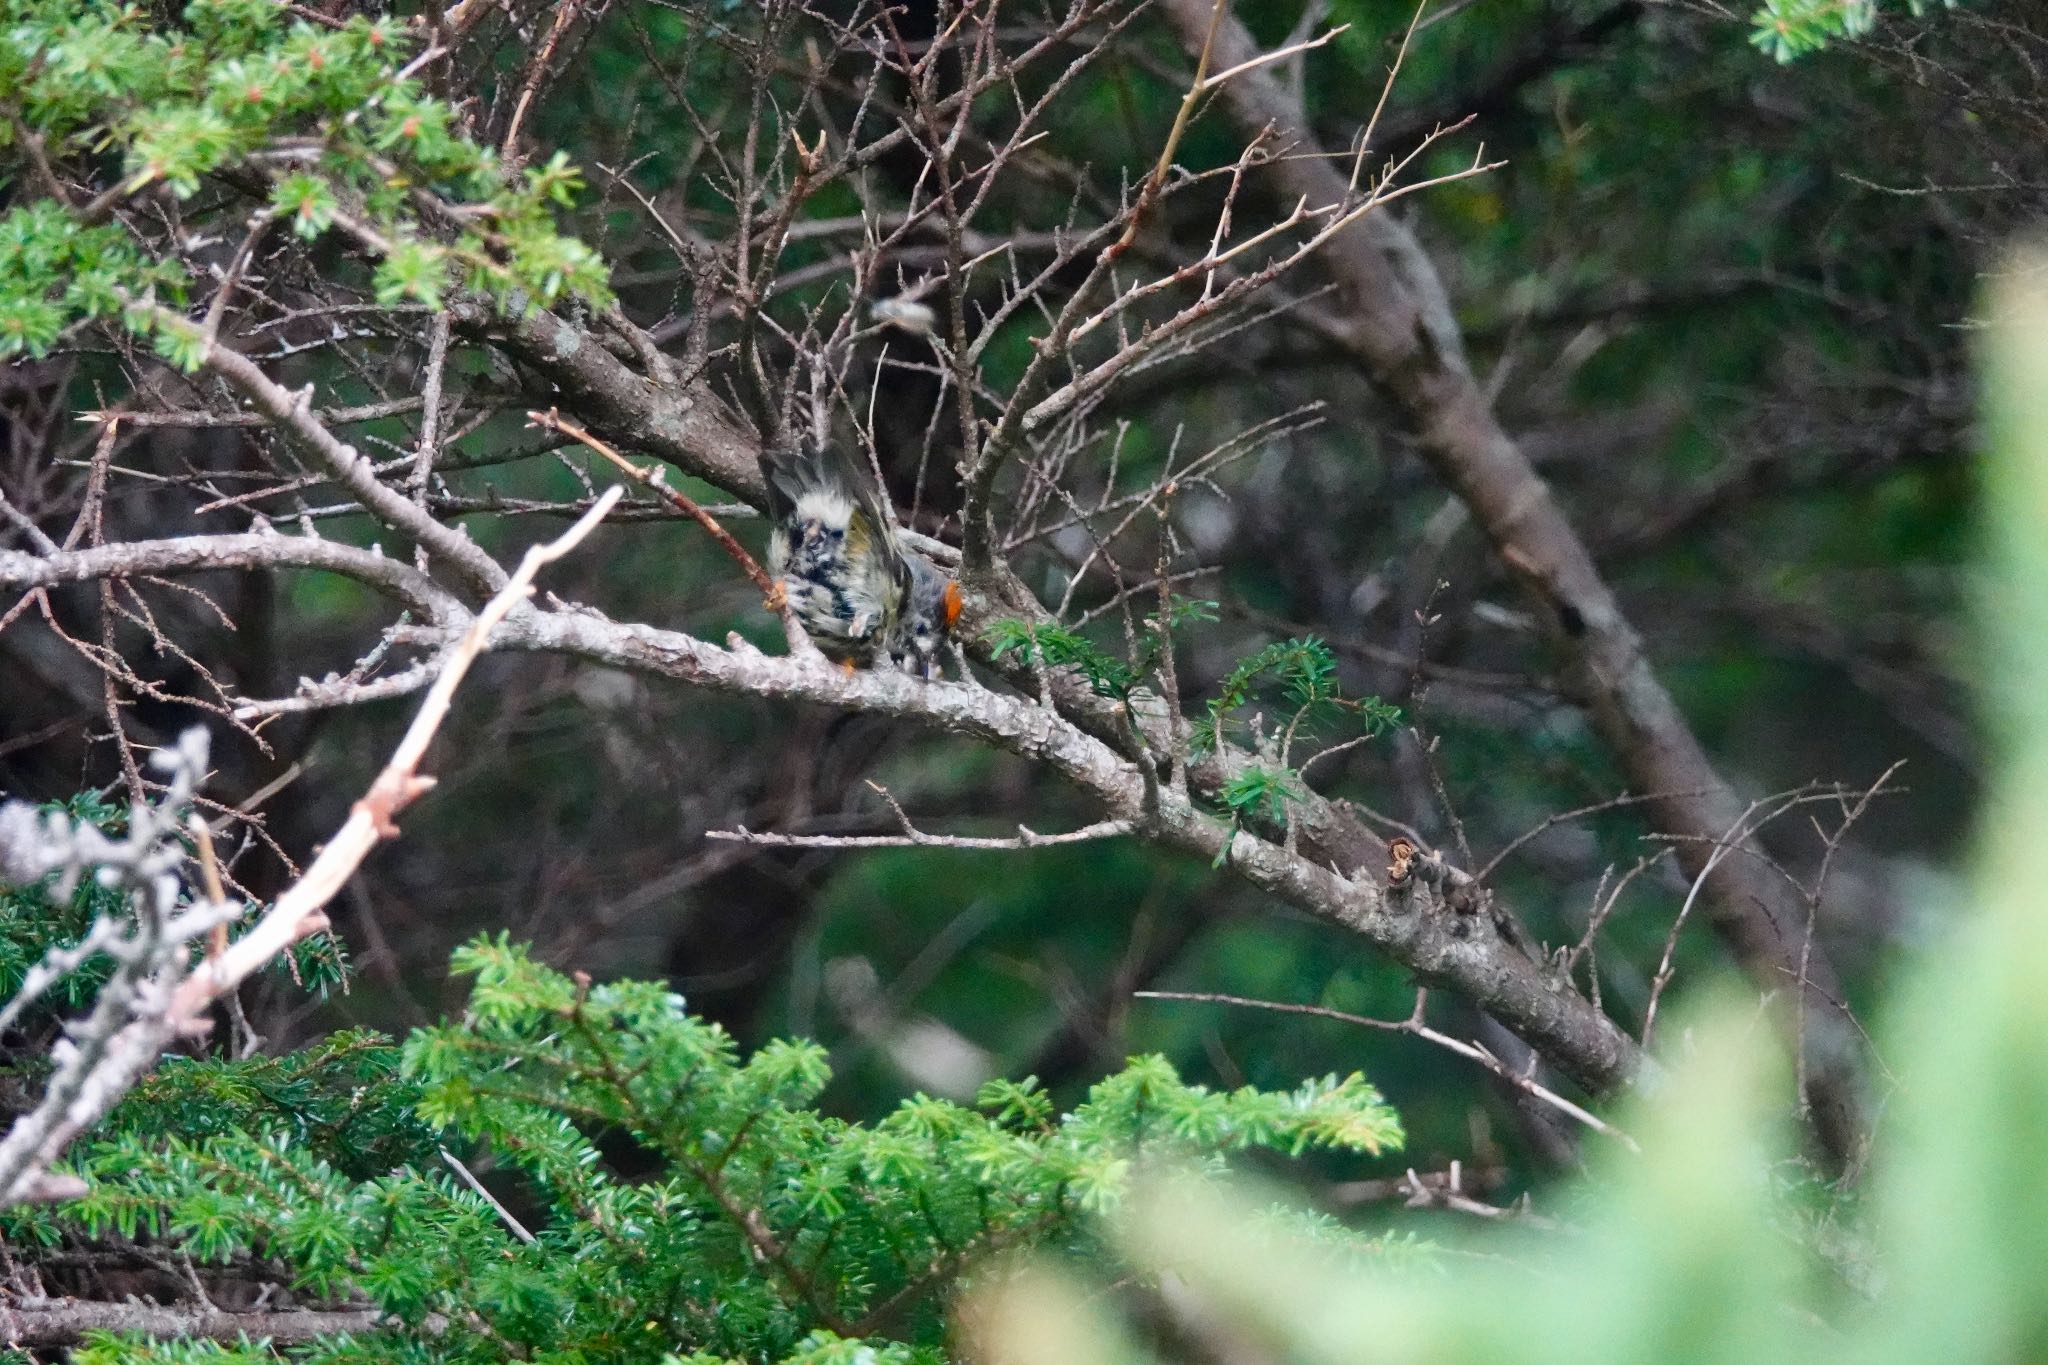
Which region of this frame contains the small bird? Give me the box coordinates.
[761,441,961,678]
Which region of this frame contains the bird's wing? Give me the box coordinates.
[758,438,817,523]
[761,442,899,542]
[830,445,903,557]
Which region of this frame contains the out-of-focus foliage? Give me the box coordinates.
[1750,0,1958,61]
[0,0,2015,1235]
[3,935,1403,1363]
[959,248,2048,1365]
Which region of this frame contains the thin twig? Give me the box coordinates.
[707,819,1134,851]
[1107,0,1229,260]
[526,408,781,603]
[1475,787,1713,884]
[0,490,622,1209]
[500,0,586,162]
[1136,990,1638,1151]
[440,1148,537,1245]
[1792,761,1905,1114]
[1640,789,1805,1050]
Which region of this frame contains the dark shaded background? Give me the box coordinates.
[3,0,2028,1191]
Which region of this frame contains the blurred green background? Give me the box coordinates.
[1,0,2029,1214]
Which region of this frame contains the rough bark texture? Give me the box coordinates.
[0,1296,391,1346]
[0,534,1641,1098]
[444,303,1651,1102]
[1154,0,1867,1168]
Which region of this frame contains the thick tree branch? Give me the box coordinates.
[192,331,510,601]
[450,301,768,505]
[1154,0,1868,1168]
[0,1297,393,1347]
[480,609,1641,1097]
[0,535,464,622]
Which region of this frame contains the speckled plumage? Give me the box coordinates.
[761,443,960,676]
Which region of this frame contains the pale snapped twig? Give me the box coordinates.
[0,488,622,1209]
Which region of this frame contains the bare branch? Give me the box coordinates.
[0,1297,396,1347]
[1136,989,1639,1152]
[526,408,781,603]
[0,490,621,1208]
[440,1148,537,1246]
[469,605,1642,1099]
[708,819,1135,851]
[152,306,510,600]
[0,534,464,622]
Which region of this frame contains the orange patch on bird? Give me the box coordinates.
[942,580,963,628]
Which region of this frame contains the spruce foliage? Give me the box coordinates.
[0,936,1402,1363]
[0,0,609,367]
[1748,0,1959,61]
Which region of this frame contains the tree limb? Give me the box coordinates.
[0,535,464,622]
[483,607,1642,1097]
[0,1297,394,1348]
[1152,0,1868,1169]
[191,329,510,601]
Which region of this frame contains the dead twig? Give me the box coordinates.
[1136,989,1639,1152]
[708,819,1134,851]
[0,488,622,1209]
[526,408,782,605]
